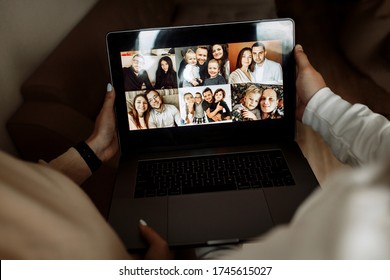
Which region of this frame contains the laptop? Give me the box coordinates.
[106,18,318,251]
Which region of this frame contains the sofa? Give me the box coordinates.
[7,0,277,217]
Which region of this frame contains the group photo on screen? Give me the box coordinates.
[121,40,285,130]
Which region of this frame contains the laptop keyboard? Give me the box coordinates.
[134,150,295,198]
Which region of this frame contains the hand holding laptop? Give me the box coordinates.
[294,44,326,121]
[76,83,173,258]
[86,84,119,163]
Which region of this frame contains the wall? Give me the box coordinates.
[0,0,99,155]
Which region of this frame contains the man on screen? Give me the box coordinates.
[146,90,181,128]
[251,42,283,85]
[123,54,153,91]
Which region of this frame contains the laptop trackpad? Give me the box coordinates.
[168,190,273,246]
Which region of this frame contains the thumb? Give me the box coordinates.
[294,44,311,72]
[102,83,116,110]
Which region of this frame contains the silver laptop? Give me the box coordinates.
[106,19,318,251]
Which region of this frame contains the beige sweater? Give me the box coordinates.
[0,148,129,259]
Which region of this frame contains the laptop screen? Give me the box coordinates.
[107,19,295,154]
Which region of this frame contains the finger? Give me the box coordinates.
[138,220,168,248]
[294,44,311,71]
[138,219,172,260]
[107,83,113,93]
[103,83,116,109]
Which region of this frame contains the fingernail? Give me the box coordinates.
[107,83,113,92]
[295,44,303,51]
[139,219,147,226]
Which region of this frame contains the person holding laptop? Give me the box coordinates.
[0,45,389,259]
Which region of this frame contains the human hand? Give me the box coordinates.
[295,44,327,121]
[191,80,199,86]
[216,102,223,112]
[136,219,173,260]
[212,115,222,122]
[86,84,118,162]
[242,109,257,120]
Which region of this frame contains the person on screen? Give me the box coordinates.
[128,94,150,130]
[251,42,283,85]
[146,90,181,128]
[193,92,206,124]
[259,88,283,119]
[195,46,209,85]
[182,92,195,124]
[123,54,153,91]
[182,49,202,87]
[201,87,222,122]
[231,85,261,121]
[210,88,231,121]
[203,59,227,86]
[154,56,178,89]
[228,47,254,84]
[210,44,230,81]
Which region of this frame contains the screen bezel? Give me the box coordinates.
[106,19,296,156]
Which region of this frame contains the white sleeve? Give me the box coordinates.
[183,65,193,82]
[302,87,390,166]
[174,106,183,126]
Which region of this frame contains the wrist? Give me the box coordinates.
[74,141,102,173]
[85,137,104,162]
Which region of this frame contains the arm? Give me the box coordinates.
[183,66,199,86]
[219,75,227,84]
[154,75,162,89]
[242,109,258,120]
[47,84,118,185]
[182,66,193,83]
[303,88,390,166]
[295,44,390,166]
[142,72,154,90]
[49,85,172,259]
[207,103,223,119]
[174,106,183,126]
[222,101,231,120]
[205,107,223,122]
